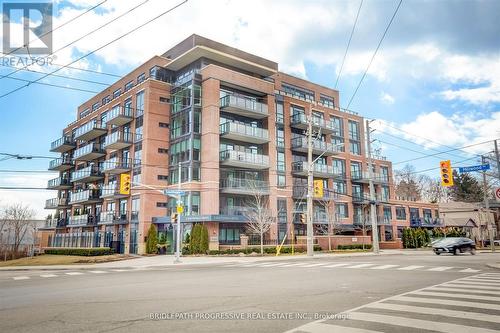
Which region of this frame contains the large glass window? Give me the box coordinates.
[336,203,348,218]
[333,158,346,176]
[136,91,144,113]
[396,207,406,220]
[383,206,392,221]
[282,83,315,101]
[350,141,361,155]
[348,120,360,140]
[381,166,389,182]
[276,101,284,124]
[277,198,287,224]
[351,161,362,178]
[334,180,347,194]
[277,151,285,172]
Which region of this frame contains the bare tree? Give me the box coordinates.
[1,203,36,254]
[394,164,424,200]
[315,196,339,252]
[244,180,274,255]
[420,176,450,203]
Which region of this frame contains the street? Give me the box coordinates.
[0,251,499,333]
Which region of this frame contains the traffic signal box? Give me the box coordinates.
[440,160,454,187]
[313,179,324,198]
[119,173,131,195]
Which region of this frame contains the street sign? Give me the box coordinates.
[495,187,500,203]
[176,205,184,214]
[458,164,490,173]
[163,189,186,196]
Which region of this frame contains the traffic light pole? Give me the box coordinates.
[481,156,495,253]
[306,107,314,257]
[366,120,380,254]
[174,162,182,263]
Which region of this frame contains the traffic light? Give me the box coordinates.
[313,179,324,198]
[300,213,306,224]
[119,173,131,194]
[440,160,454,187]
[171,213,178,224]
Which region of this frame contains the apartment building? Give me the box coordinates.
[40,34,439,254]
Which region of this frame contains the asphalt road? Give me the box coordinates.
[0,252,499,333]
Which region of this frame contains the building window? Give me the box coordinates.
[350,161,362,179]
[157,175,168,181]
[381,166,389,182]
[80,108,90,119]
[102,95,111,106]
[397,226,404,239]
[219,224,243,245]
[113,88,121,99]
[282,83,315,101]
[396,207,406,220]
[159,97,170,103]
[336,203,348,218]
[383,206,392,221]
[137,73,146,84]
[410,208,419,219]
[348,120,360,141]
[159,122,169,128]
[158,148,168,154]
[385,227,393,241]
[277,174,286,188]
[423,209,432,220]
[332,158,346,176]
[276,125,285,148]
[381,186,390,201]
[334,180,347,195]
[350,141,361,155]
[277,198,287,224]
[320,94,335,108]
[136,90,144,114]
[277,151,285,172]
[276,101,284,124]
[124,80,134,92]
[156,202,167,208]
[92,102,100,112]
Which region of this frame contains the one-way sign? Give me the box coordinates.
[458,164,490,173]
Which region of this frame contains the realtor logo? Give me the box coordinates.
[2,2,53,54]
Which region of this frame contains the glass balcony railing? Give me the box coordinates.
[74,119,107,141]
[107,106,133,125]
[45,197,69,209]
[73,143,105,160]
[50,136,75,152]
[99,211,129,224]
[220,206,251,216]
[103,131,133,149]
[219,150,269,169]
[100,157,132,173]
[68,214,98,226]
[220,95,268,118]
[220,178,269,194]
[290,114,337,133]
[69,189,101,204]
[47,177,71,189]
[291,161,340,178]
[351,171,388,184]
[292,185,338,200]
[291,137,338,155]
[48,157,73,171]
[219,122,269,143]
[71,165,103,182]
[100,184,128,198]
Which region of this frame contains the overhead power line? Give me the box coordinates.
[345,0,403,109]
[0,0,151,83]
[0,0,108,60]
[335,0,363,88]
[0,0,188,100]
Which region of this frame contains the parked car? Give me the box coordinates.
[483,239,500,247]
[432,237,476,255]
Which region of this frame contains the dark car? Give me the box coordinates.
[432,237,476,255]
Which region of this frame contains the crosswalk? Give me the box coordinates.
[5,268,138,282]
[285,272,500,333]
[225,261,481,273]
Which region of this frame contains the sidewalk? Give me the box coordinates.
[0,249,404,271]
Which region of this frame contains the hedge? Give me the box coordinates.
[337,244,372,250]
[185,245,322,256]
[44,248,113,256]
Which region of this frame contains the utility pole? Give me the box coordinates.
[366,120,380,254]
[482,155,495,252]
[306,106,314,257]
[174,162,182,263]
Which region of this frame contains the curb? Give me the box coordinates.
[486,263,500,270]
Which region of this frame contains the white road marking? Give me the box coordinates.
[430,286,500,295]
[450,280,500,286]
[324,263,352,268]
[111,269,130,272]
[370,264,399,270]
[12,276,29,280]
[296,322,383,333]
[346,263,375,269]
[65,272,84,276]
[427,266,453,271]
[394,295,500,311]
[443,283,500,291]
[40,274,57,278]
[367,302,500,324]
[413,290,500,302]
[397,265,424,270]
[299,263,328,268]
[88,270,108,274]
[459,268,481,273]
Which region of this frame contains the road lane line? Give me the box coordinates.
[370,264,399,270]
[367,302,500,324]
[12,276,29,280]
[40,274,57,278]
[393,296,500,311]
[350,311,499,333]
[65,272,84,276]
[294,322,383,333]
[459,268,481,273]
[411,290,500,302]
[450,280,500,286]
[346,264,376,269]
[88,270,108,274]
[429,287,500,295]
[299,263,328,268]
[442,283,500,291]
[324,263,352,268]
[397,265,424,270]
[427,266,453,271]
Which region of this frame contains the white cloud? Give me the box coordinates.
[380,91,395,104]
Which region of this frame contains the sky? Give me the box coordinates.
[0,0,499,218]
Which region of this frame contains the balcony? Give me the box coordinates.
[100,184,129,200]
[410,217,443,228]
[220,206,251,216]
[351,171,389,184]
[292,185,338,201]
[293,211,331,224]
[106,106,133,126]
[47,177,72,190]
[352,192,390,204]
[48,157,73,171]
[100,157,132,174]
[219,122,269,144]
[219,95,268,119]
[220,178,269,195]
[69,189,102,205]
[291,137,339,156]
[291,161,341,179]
[103,131,133,150]
[354,215,392,226]
[73,143,105,161]
[67,214,99,227]
[219,150,269,170]
[50,136,75,153]
[74,120,107,141]
[290,114,336,134]
[71,165,103,183]
[98,211,129,225]
[45,197,70,209]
